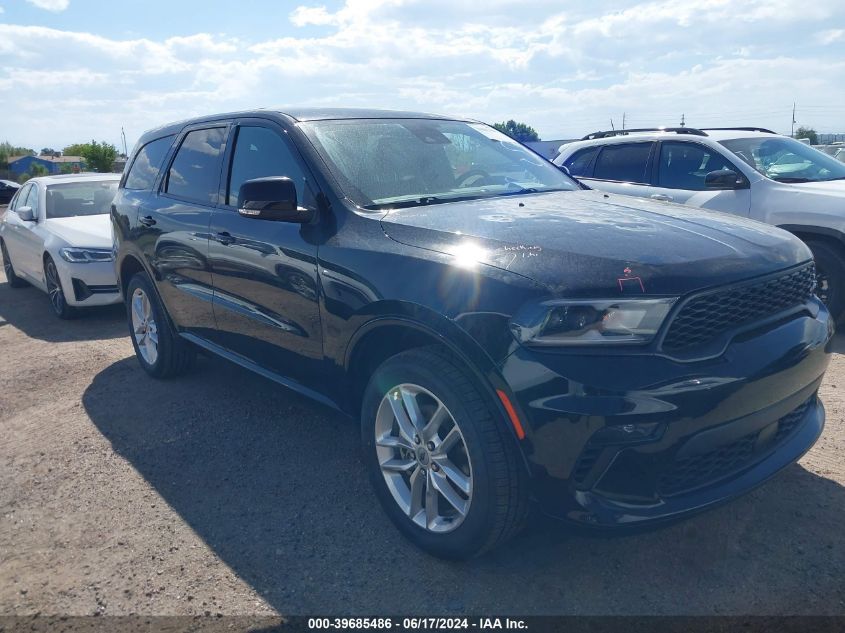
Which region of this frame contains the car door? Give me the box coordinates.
[650,140,752,216]
[16,181,47,278]
[578,141,656,199]
[3,183,42,279]
[206,119,323,388]
[141,124,229,337]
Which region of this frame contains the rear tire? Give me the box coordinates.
[361,346,529,559]
[1,239,28,288]
[126,272,195,378]
[806,239,845,323]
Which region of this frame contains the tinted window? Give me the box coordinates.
[46,181,118,219]
[125,135,174,190]
[227,126,307,207]
[165,128,226,204]
[657,142,739,191]
[563,147,599,177]
[593,143,653,183]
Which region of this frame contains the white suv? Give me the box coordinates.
[554,127,845,322]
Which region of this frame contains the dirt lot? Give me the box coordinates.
[1,267,844,616]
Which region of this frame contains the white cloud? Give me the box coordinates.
[25,0,69,11]
[817,29,844,45]
[1,0,844,149]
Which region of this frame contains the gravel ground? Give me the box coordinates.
[1,267,844,617]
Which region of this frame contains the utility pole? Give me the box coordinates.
[791,103,796,137]
[622,112,626,130]
[610,119,615,131]
[680,113,685,127]
[121,127,128,157]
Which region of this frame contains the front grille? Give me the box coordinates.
[658,398,813,497]
[662,263,816,353]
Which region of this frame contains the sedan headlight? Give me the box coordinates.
[510,298,677,346]
[59,247,114,264]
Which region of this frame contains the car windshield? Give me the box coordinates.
[301,118,578,209]
[46,180,118,219]
[720,137,845,183]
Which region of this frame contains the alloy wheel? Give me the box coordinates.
[45,259,65,315]
[1,243,11,278]
[131,287,159,365]
[375,383,473,533]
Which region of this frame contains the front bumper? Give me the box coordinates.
[55,259,121,307]
[499,303,834,527]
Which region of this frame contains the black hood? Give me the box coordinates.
[380,190,812,297]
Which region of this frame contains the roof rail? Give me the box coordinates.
[580,127,708,140]
[699,127,777,134]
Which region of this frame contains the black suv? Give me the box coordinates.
[113,109,834,559]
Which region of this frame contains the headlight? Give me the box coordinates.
[59,248,114,264]
[510,298,677,346]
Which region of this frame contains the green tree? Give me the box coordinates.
[492,119,540,143]
[794,126,818,144]
[0,141,36,168]
[40,147,60,157]
[62,140,119,172]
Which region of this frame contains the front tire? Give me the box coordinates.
[44,255,77,319]
[1,239,28,288]
[807,239,845,323]
[362,346,528,559]
[126,272,195,378]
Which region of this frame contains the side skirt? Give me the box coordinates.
[179,332,345,415]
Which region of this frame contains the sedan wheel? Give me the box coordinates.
[375,383,472,533]
[1,240,28,288]
[44,256,75,319]
[131,287,159,366]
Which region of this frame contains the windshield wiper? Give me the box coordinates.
[771,177,813,183]
[364,194,489,210]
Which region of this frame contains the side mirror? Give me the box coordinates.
[17,206,36,222]
[705,169,744,190]
[237,177,314,223]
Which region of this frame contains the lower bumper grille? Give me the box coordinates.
[658,398,813,497]
[71,278,119,301]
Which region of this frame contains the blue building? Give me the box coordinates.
[8,155,86,177]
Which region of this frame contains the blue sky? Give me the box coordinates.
[1,0,844,151]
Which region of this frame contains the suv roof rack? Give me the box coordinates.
[699,127,776,134]
[580,127,708,140]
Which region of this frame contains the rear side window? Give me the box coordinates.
[563,147,599,177]
[165,128,226,204]
[593,143,653,183]
[125,135,174,191]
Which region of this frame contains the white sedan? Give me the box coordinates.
[0,173,122,318]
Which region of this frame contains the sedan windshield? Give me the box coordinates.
[46,180,118,219]
[720,137,845,183]
[301,118,578,209]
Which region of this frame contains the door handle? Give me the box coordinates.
[215,231,236,246]
[139,215,156,227]
[650,194,673,202]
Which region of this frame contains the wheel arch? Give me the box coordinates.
[117,253,147,298]
[343,310,532,474]
[778,224,845,251]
